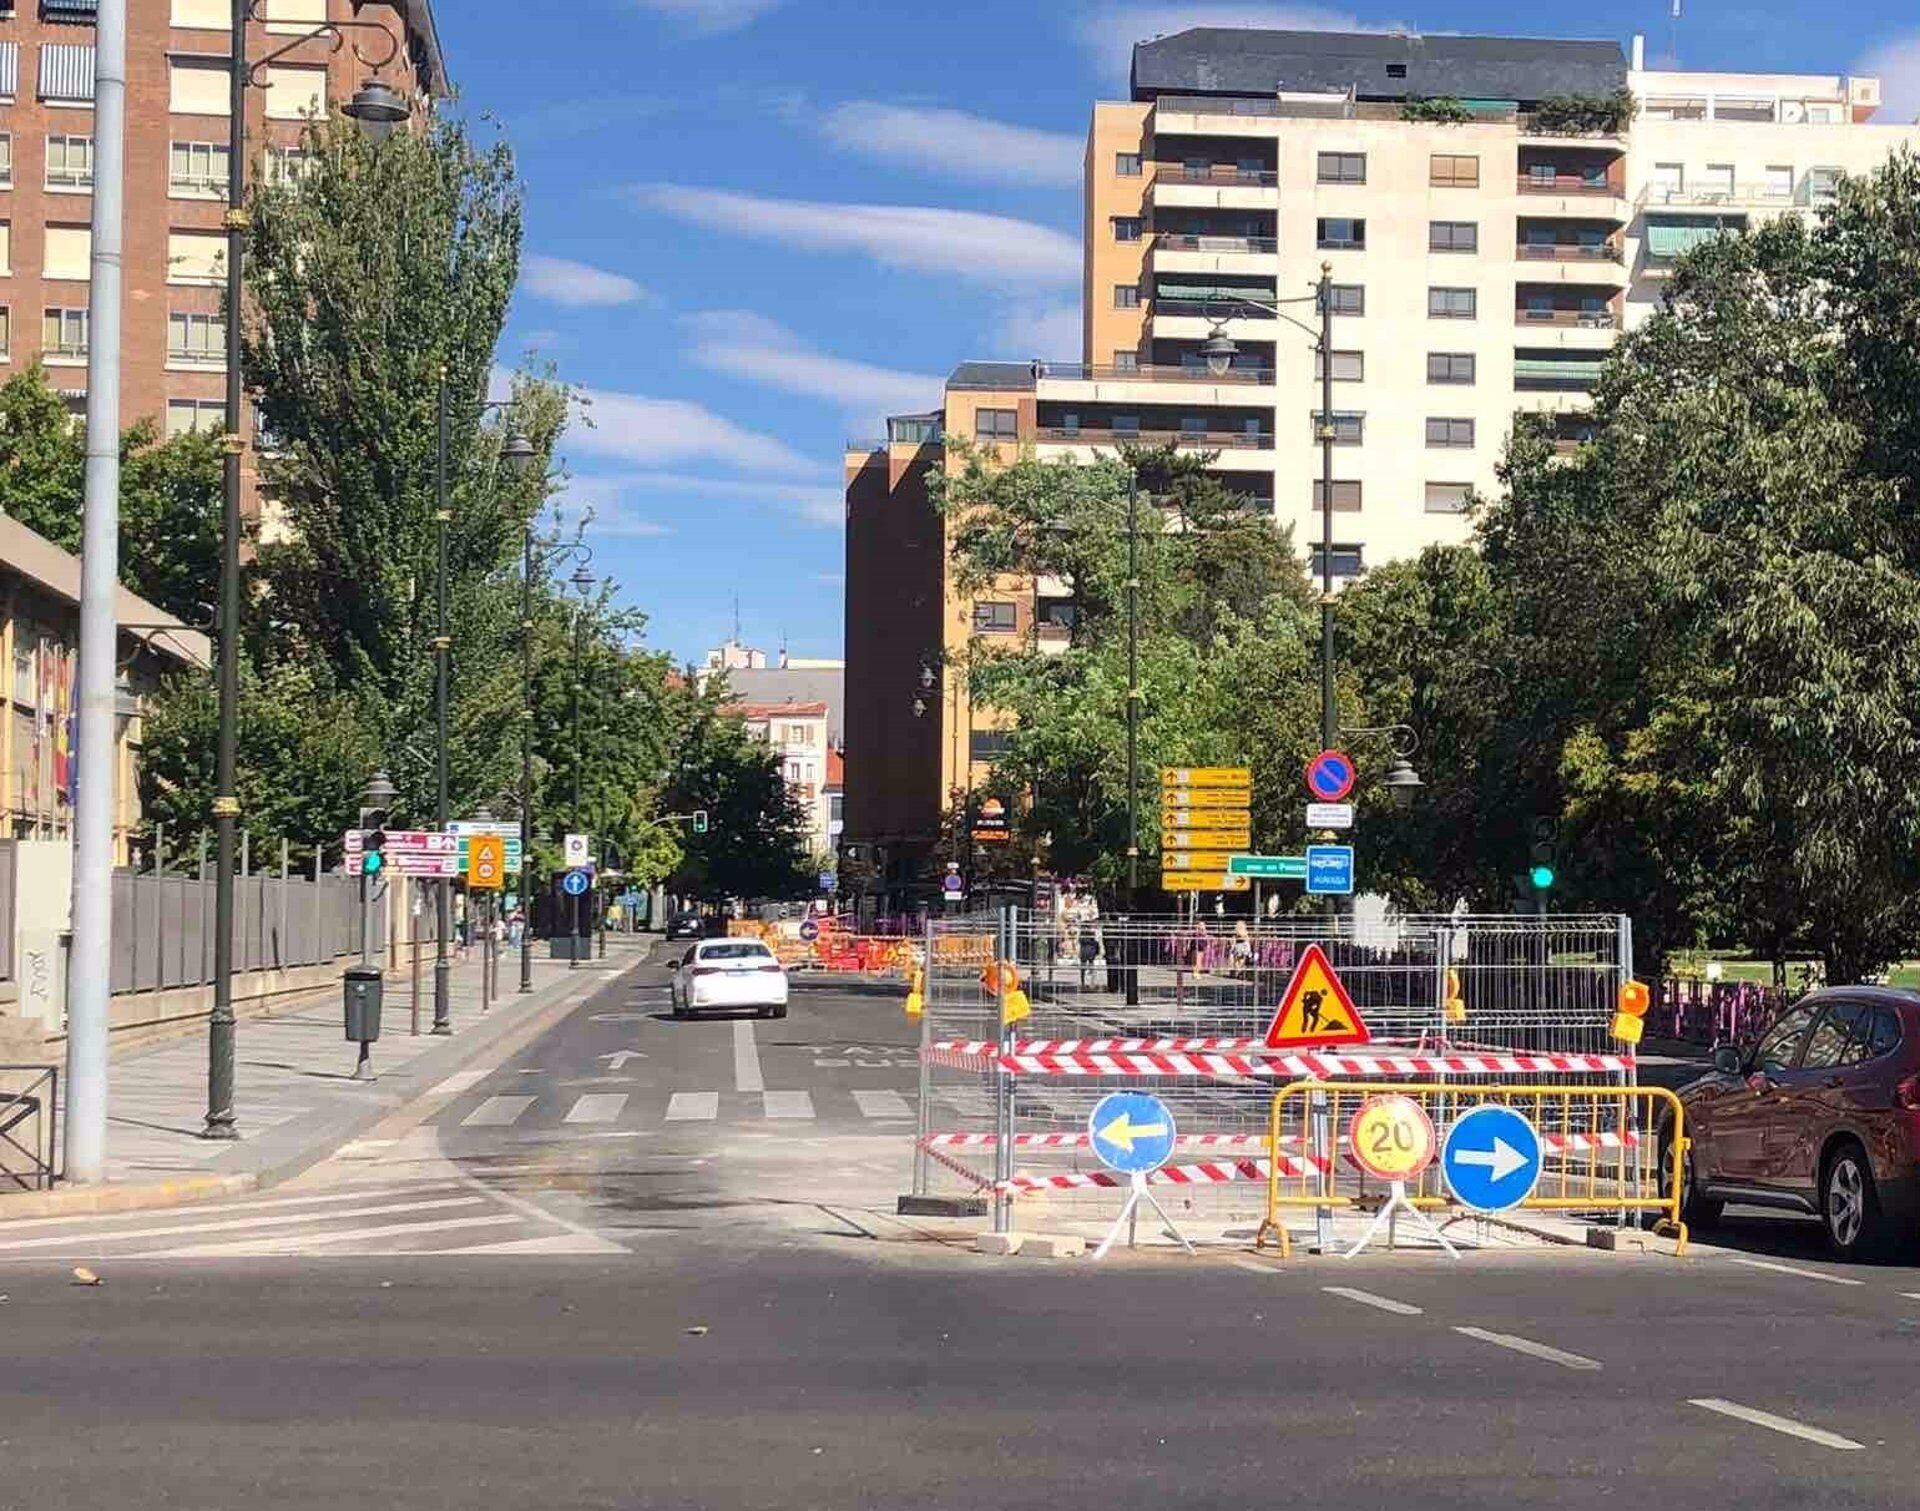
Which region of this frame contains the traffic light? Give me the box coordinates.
[692,809,709,835]
[360,827,387,876]
[1528,817,1558,894]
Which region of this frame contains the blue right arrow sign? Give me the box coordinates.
[1441,1104,1544,1213]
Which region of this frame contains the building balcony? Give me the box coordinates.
[1516,241,1622,263]
[1148,165,1277,212]
[1035,425,1273,451]
[1516,242,1629,283]
[1032,362,1272,386]
[1515,174,1630,222]
[1515,307,1621,348]
[1639,182,1805,211]
[1151,233,1277,277]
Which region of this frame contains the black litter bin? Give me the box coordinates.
[344,966,384,1042]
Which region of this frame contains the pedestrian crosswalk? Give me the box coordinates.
[446,1086,920,1132]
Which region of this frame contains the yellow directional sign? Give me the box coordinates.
[1348,1095,1437,1182]
[1161,788,1253,812]
[1161,871,1251,893]
[1162,766,1252,790]
[1162,849,1241,871]
[1161,819,1253,844]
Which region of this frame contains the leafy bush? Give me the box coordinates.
[1401,96,1472,124]
[1531,87,1638,135]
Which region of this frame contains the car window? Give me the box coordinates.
[699,942,773,961]
[1802,1003,1865,1069]
[1754,1004,1819,1072]
[1864,1008,1903,1061]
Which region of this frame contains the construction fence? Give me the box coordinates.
[909,910,1642,1237]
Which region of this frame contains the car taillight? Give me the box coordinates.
[756,962,784,973]
[690,964,724,978]
[1895,1072,1920,1111]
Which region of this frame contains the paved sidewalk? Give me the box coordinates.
[17,936,655,1208]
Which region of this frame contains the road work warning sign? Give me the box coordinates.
[1264,944,1371,1050]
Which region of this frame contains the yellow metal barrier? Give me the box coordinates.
[1255,1081,1689,1258]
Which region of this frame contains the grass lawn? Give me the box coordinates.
[1679,956,1920,989]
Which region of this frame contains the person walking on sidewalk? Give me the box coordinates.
[1077,918,1099,989]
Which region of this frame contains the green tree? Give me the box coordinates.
[663,701,813,902]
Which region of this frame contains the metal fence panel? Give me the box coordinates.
[104,870,369,993]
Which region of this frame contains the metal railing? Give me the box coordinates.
[1154,165,1278,187]
[1517,242,1624,262]
[1035,426,1273,449]
[1638,182,1803,209]
[1155,232,1278,254]
[1517,308,1621,329]
[1152,94,1287,118]
[1517,174,1622,196]
[1037,362,1273,384]
[1152,297,1278,320]
[0,1064,57,1192]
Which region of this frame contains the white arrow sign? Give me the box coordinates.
[1453,1136,1528,1183]
[599,1050,646,1070]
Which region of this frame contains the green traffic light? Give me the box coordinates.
[1529,864,1555,890]
[362,851,385,876]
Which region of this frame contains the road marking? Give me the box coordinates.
[153,1213,522,1258]
[442,1232,627,1256]
[852,1089,913,1120]
[1325,1285,1423,1316]
[665,1092,718,1121]
[1726,1256,1864,1287]
[1231,1258,1279,1274]
[430,1069,491,1097]
[1453,1326,1602,1371]
[461,1095,537,1128]
[1902,1292,1920,1302]
[733,1019,764,1093]
[563,1093,628,1125]
[764,1090,815,1120]
[0,1185,423,1234]
[1688,1399,1863,1451]
[0,1196,485,1253]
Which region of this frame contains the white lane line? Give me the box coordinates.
[1688,1399,1864,1451]
[0,1197,485,1253]
[1325,1285,1424,1316]
[429,1069,491,1098]
[460,1095,537,1128]
[1453,1326,1602,1371]
[1725,1256,1864,1287]
[0,1185,429,1234]
[851,1089,913,1120]
[733,1019,764,1093]
[562,1093,628,1125]
[665,1092,719,1121]
[153,1213,523,1258]
[443,1164,633,1252]
[1901,1292,1920,1302]
[763,1090,815,1120]
[1231,1258,1279,1274]
[441,1232,627,1256]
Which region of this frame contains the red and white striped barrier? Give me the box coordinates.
[997,1156,1299,1193]
[926,1039,1635,1079]
[924,1130,1270,1151]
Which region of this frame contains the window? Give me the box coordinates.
[1754,1004,1818,1073]
[1327,283,1364,316]
[1651,161,1683,197]
[0,221,8,273]
[1527,162,1558,186]
[1056,411,1080,436]
[1179,415,1208,435]
[1427,352,1475,385]
[1308,544,1365,579]
[264,64,326,121]
[1765,164,1794,200]
[1311,410,1364,444]
[1314,349,1364,382]
[969,730,1014,762]
[0,134,12,188]
[42,306,87,360]
[1700,162,1734,197]
[1311,479,1362,510]
[166,231,225,284]
[168,56,228,115]
[43,224,89,280]
[1424,482,1472,513]
[166,397,225,437]
[1800,1005,1863,1071]
[1425,417,1475,448]
[1111,351,1137,372]
[1430,153,1479,188]
[169,139,229,195]
[167,310,225,367]
[1111,414,1140,434]
[972,602,1018,635]
[1317,151,1366,184]
[266,145,318,185]
[1114,151,1141,177]
[0,307,9,360]
[973,408,1017,441]
[1386,63,1407,79]
[1428,286,1476,319]
[44,133,92,189]
[1112,283,1139,309]
[1317,217,1365,250]
[171,0,229,24]
[38,43,95,104]
[1807,166,1843,204]
[1110,215,1142,242]
[264,0,327,32]
[1862,1008,1903,1061]
[0,46,15,108]
[1429,220,1477,253]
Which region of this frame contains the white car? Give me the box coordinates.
[670,939,789,1020]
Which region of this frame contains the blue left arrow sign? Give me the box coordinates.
[1088,1091,1178,1175]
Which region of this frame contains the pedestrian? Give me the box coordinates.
[507,910,525,949]
[454,910,470,962]
[1078,917,1099,989]
[1231,919,1253,974]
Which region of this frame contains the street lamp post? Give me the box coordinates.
[205,9,409,1139]
[568,562,596,969]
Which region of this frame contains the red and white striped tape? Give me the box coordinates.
[927,1040,1635,1079]
[997,1156,1302,1193]
[924,1130,1270,1151]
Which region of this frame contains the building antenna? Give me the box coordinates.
[731,593,741,645]
[1670,0,1682,69]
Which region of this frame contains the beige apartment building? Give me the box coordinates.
[842,25,1920,901]
[0,0,443,506]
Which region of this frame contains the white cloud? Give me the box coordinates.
[683,311,944,417]
[1073,4,1377,83]
[1857,32,1920,125]
[564,469,845,529]
[522,255,650,309]
[819,101,1082,187]
[565,387,817,477]
[990,300,1084,362]
[630,0,782,35]
[629,184,1080,286]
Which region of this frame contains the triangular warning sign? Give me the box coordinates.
[1264,944,1371,1049]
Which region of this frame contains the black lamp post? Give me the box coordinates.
[568,561,597,968]
[205,9,408,1139]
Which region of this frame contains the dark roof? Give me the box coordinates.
[947,361,1040,391]
[1131,28,1626,104]
[718,666,845,745]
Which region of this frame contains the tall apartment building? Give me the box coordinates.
[0,0,443,487]
[842,26,1920,901]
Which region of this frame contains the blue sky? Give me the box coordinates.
[441,0,1920,666]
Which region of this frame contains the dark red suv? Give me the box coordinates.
[1671,988,1920,1259]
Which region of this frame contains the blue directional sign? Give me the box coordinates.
[1088,1091,1178,1175]
[1304,844,1355,896]
[798,918,820,942]
[1305,749,1357,802]
[1441,1104,1544,1213]
[561,868,591,897]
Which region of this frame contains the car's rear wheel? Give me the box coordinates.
[772,1003,788,1020]
[1821,1140,1884,1260]
[1661,1129,1722,1228]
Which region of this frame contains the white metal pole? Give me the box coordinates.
[63,0,128,1185]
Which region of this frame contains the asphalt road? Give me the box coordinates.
[10,948,1920,1506]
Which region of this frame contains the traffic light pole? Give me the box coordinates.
[432,376,452,1033]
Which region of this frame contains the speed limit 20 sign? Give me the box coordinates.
[468,834,506,891]
[1348,1095,1437,1182]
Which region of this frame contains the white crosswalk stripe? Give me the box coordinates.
[563,1093,628,1124]
[665,1091,719,1121]
[763,1090,814,1119]
[852,1089,914,1120]
[462,1095,537,1128]
[0,1194,486,1254]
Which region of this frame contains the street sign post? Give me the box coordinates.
[467,835,506,892]
[1304,750,1356,802]
[942,865,965,902]
[1441,1104,1544,1213]
[343,829,459,878]
[1305,802,1354,830]
[1305,844,1355,896]
[1087,1091,1194,1260]
[798,918,820,943]
[563,833,590,868]
[561,868,590,897]
[1265,944,1371,1049]
[449,820,523,874]
[1161,766,1252,789]
[1228,854,1306,880]
[1343,1095,1458,1259]
[1161,766,1252,893]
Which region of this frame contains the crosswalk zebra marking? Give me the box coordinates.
[461,1095,537,1128]
[563,1093,628,1125]
[665,1092,719,1121]
[0,1196,486,1254]
[763,1090,814,1119]
[852,1089,913,1120]
[152,1212,523,1258]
